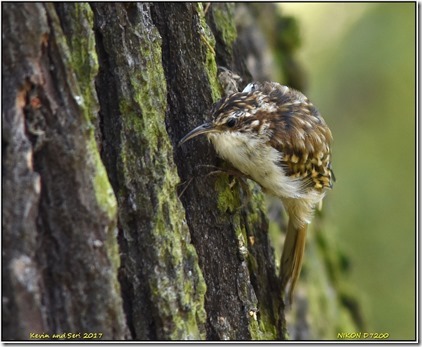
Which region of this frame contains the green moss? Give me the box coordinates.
[68,4,99,124]
[128,55,167,154]
[114,15,207,339]
[120,139,207,337]
[204,53,221,103]
[212,4,237,49]
[49,4,116,220]
[215,176,242,213]
[91,140,118,220]
[153,168,207,339]
[117,27,167,164]
[45,3,122,292]
[197,3,221,102]
[47,4,117,221]
[216,177,280,340]
[245,182,267,226]
[249,313,278,340]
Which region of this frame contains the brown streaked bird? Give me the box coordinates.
[179,81,335,304]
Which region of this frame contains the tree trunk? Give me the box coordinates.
[2,3,128,340]
[2,3,361,341]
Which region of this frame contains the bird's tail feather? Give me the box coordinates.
[280,221,308,304]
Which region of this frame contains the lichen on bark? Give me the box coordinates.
[91,3,207,339]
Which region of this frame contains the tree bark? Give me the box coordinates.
[2,3,362,341]
[2,3,127,340]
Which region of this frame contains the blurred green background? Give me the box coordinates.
[280,2,416,340]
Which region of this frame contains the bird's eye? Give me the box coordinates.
[226,118,236,128]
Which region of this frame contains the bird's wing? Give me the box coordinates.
[253,83,335,191]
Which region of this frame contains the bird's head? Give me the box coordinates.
[178,90,268,146]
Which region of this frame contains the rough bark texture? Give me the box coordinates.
[2,3,127,340]
[90,3,208,340]
[2,2,362,341]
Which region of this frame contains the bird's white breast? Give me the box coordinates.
[208,132,304,199]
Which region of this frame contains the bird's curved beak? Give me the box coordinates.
[178,123,215,146]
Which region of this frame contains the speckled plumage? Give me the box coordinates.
[179,81,335,304]
[208,82,334,198]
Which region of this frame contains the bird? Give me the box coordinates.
[179,81,335,304]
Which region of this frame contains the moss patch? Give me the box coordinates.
[197,3,221,102]
[212,4,237,50]
[65,3,100,125]
[114,9,207,338]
